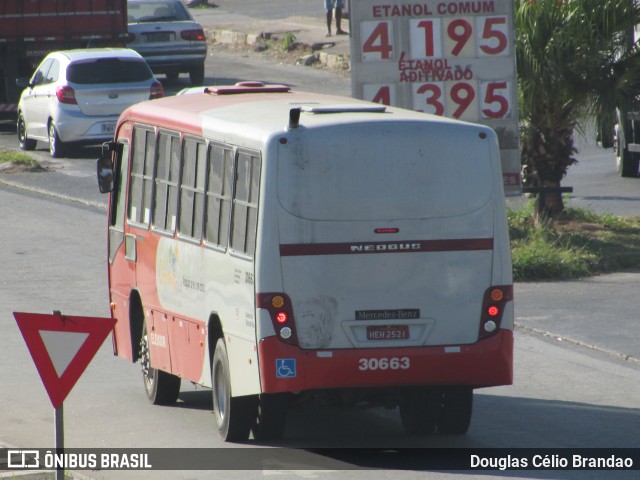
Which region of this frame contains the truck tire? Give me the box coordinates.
[596,114,614,149]
[17,114,36,151]
[615,123,639,177]
[212,338,257,442]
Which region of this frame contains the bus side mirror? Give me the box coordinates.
[97,142,115,193]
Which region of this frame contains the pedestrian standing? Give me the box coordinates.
[324,0,347,37]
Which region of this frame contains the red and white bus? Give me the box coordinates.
[97,81,514,442]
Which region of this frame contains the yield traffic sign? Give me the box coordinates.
[14,312,116,408]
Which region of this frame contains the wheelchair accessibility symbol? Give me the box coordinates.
[276,358,296,378]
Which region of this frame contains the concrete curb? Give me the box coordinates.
[207,27,351,72]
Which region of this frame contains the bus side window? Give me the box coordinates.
[129,127,155,226]
[231,151,261,256]
[205,145,233,249]
[154,131,180,232]
[179,138,207,239]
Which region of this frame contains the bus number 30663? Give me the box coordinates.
[358,357,410,371]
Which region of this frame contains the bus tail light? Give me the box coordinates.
[257,293,298,346]
[479,285,512,340]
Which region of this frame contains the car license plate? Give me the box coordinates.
[144,32,173,42]
[366,325,409,340]
[102,123,115,134]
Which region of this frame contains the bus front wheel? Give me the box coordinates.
[212,338,257,442]
[140,324,181,405]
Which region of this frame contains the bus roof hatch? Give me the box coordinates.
[300,105,387,114]
[205,81,291,95]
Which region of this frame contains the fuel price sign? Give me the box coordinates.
[350,0,521,195]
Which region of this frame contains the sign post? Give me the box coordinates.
[349,0,521,195]
[13,311,116,479]
[55,403,64,480]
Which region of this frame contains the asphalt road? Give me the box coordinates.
[0,186,639,480]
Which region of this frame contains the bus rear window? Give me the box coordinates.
[277,123,494,221]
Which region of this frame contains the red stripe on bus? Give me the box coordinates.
[279,238,494,256]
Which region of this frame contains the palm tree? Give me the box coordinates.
[516,0,640,219]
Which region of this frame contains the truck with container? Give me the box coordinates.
[0,0,128,119]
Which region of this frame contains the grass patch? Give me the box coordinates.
[508,202,640,281]
[281,32,297,51]
[0,147,41,168]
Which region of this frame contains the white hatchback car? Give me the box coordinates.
[17,48,163,157]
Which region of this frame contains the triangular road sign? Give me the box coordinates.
[14,312,116,409]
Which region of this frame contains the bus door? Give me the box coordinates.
[107,127,137,361]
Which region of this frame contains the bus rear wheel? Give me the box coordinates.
[212,338,257,442]
[140,324,181,405]
[437,387,473,434]
[251,393,289,441]
[399,387,441,435]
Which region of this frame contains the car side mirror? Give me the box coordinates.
[15,77,30,90]
[97,142,115,193]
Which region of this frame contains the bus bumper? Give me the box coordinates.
[258,329,513,393]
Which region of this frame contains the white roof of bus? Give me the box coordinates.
[120,82,488,141]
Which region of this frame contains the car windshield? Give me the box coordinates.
[128,1,192,22]
[66,58,153,84]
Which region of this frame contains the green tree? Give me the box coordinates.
[516,0,640,219]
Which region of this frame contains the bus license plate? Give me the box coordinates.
[367,325,409,340]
